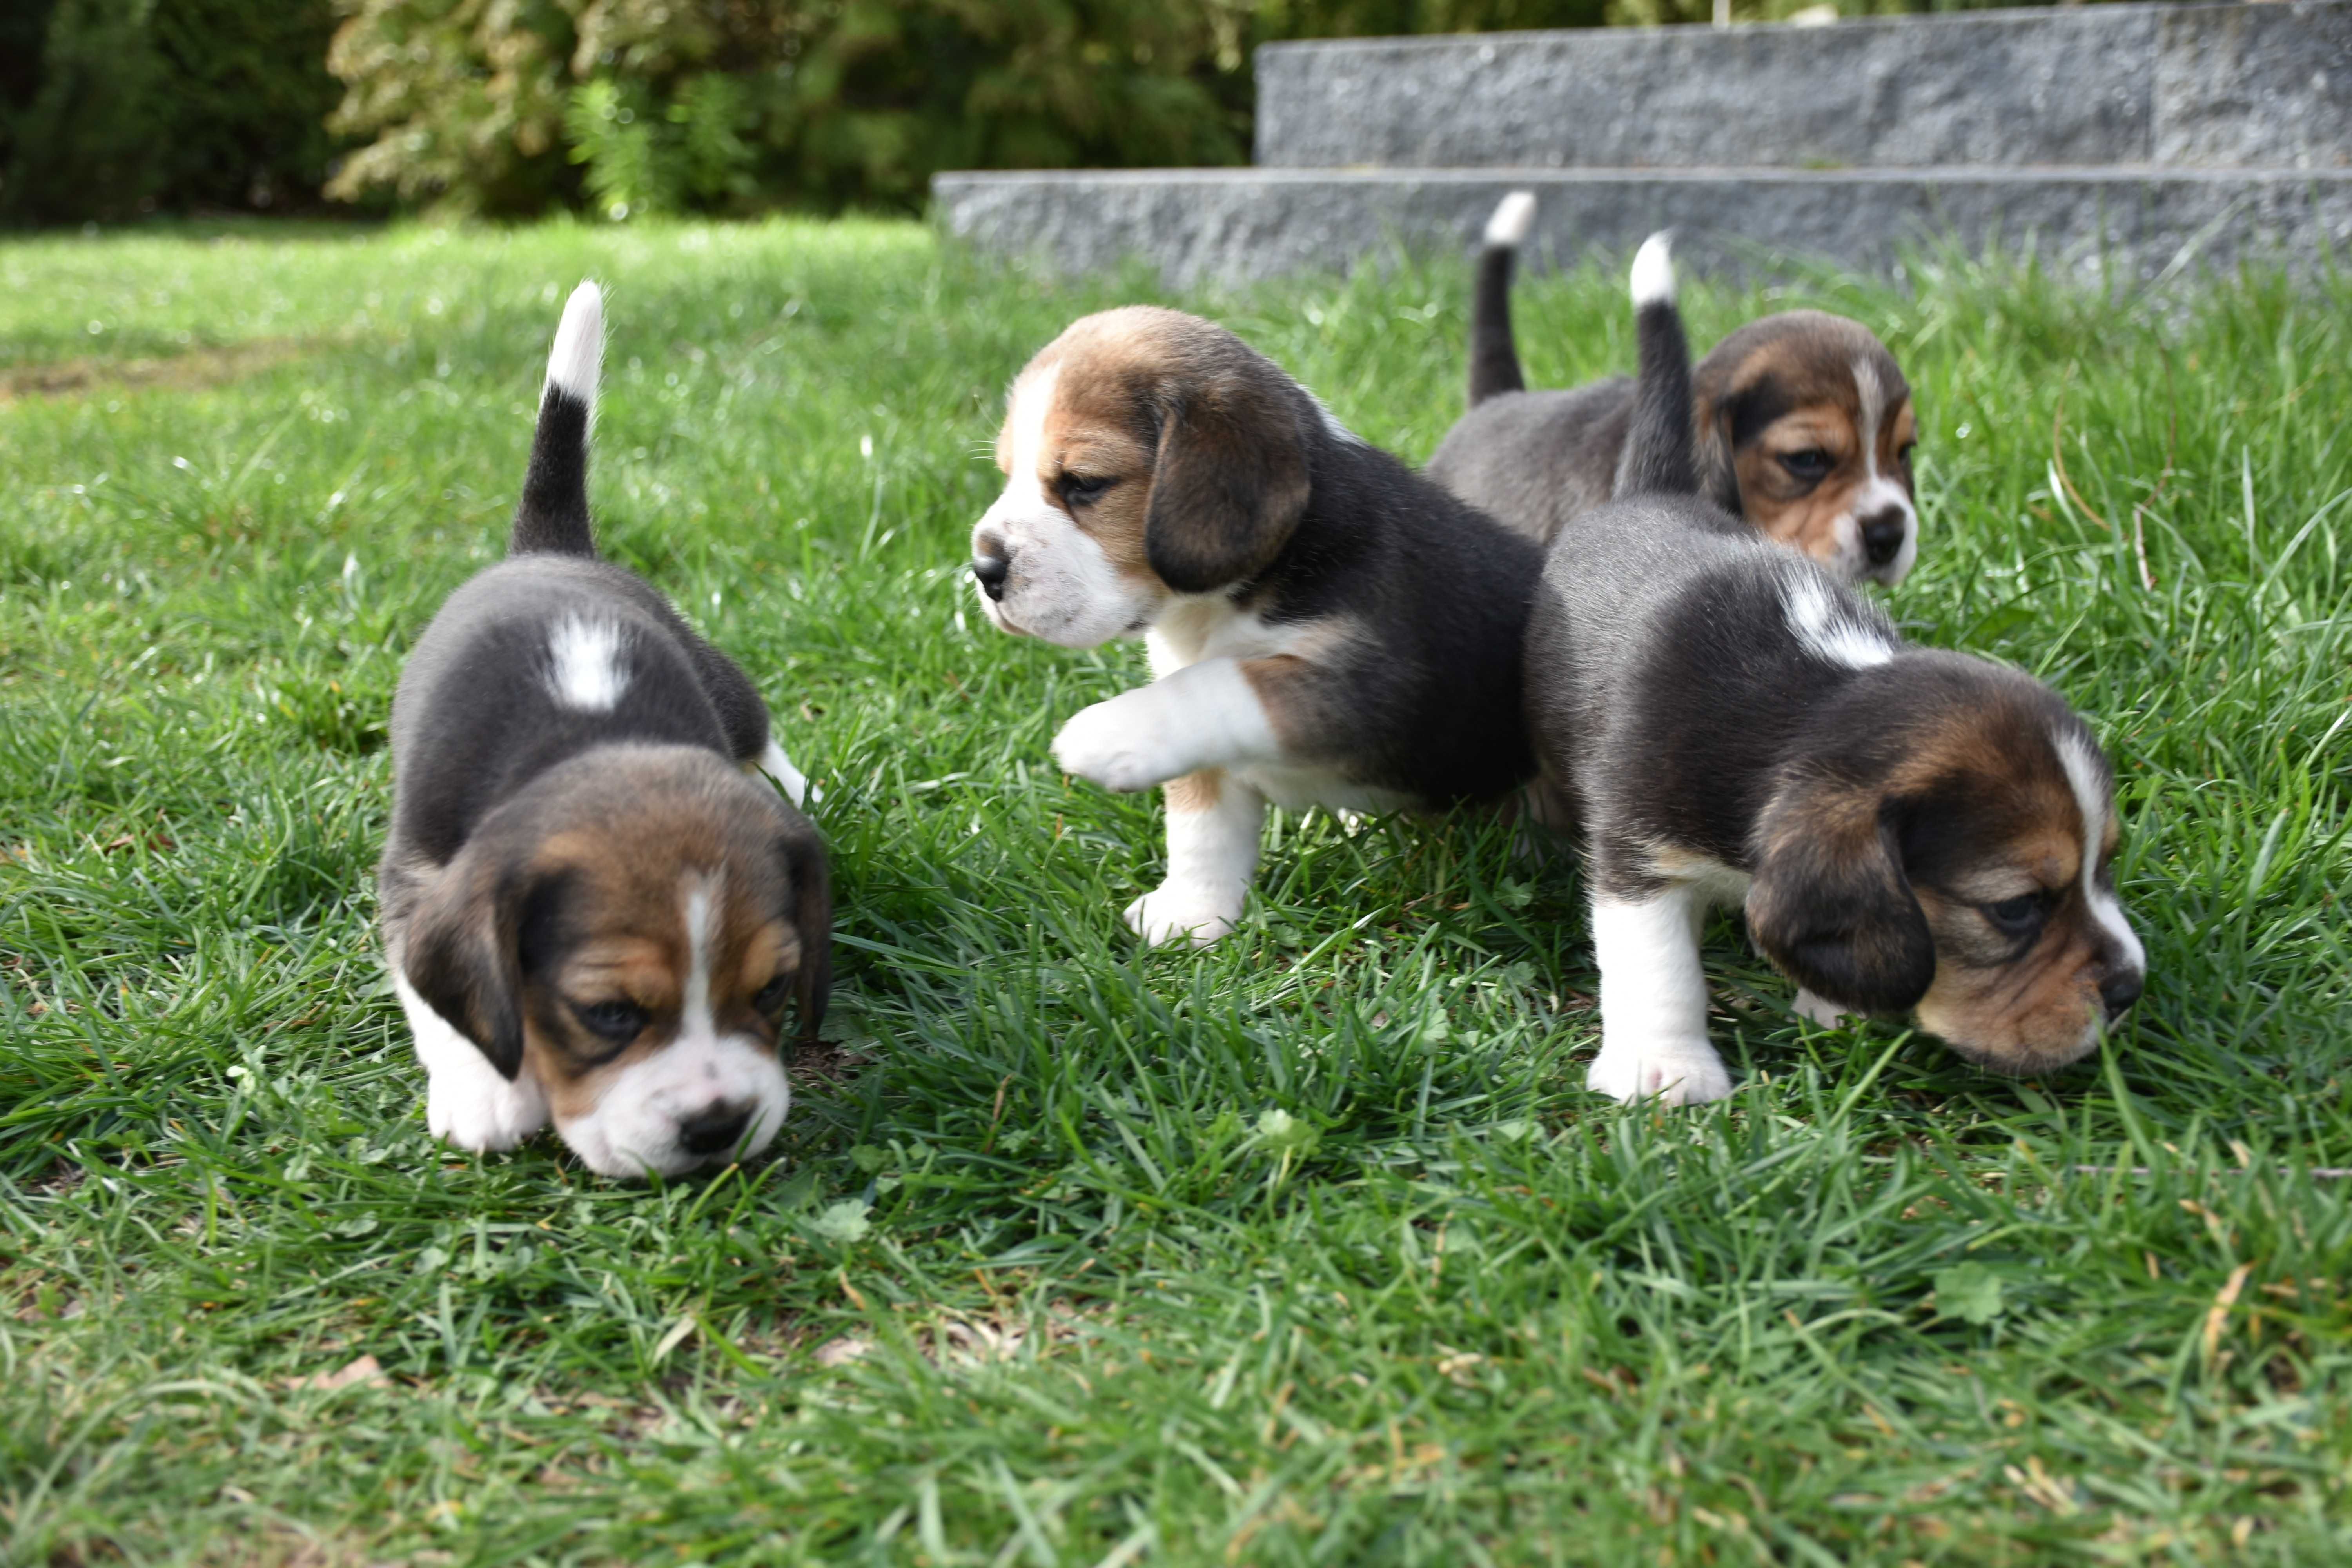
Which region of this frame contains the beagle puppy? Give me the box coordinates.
[968,305,1541,946]
[379,283,828,1176]
[1528,239,2143,1105]
[1428,191,1922,586]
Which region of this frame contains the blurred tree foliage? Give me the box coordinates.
[0,0,348,224]
[0,0,2082,225]
[320,0,1648,218]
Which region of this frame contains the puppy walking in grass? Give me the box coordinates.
[1431,192,1923,586]
[1527,238,2144,1105]
[966,306,1542,946]
[378,282,828,1177]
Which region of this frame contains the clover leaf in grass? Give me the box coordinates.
[1252,1109,1320,1158]
[1934,1262,2005,1325]
[809,1199,872,1243]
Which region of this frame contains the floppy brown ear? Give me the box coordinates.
[1695,391,1743,517]
[401,855,526,1079]
[783,828,831,1046]
[1745,776,1934,1015]
[1143,369,1310,593]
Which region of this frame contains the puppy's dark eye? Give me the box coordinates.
[1056,473,1116,509]
[1897,441,1918,465]
[752,974,793,1016]
[1778,449,1834,483]
[575,999,648,1042]
[1981,893,2048,938]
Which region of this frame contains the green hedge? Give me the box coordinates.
[2,0,2082,226]
[0,0,347,225]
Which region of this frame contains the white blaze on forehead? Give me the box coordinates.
[681,873,719,1037]
[1001,361,1062,499]
[545,614,629,710]
[1852,354,1883,461]
[1781,567,1896,669]
[2056,727,2146,968]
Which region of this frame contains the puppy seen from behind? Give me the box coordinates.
[378,282,828,1177]
[967,305,1542,947]
[1429,191,1921,586]
[1525,236,2143,1106]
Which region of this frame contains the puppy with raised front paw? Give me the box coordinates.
[1530,239,2144,1107]
[379,283,829,1177]
[968,306,1543,945]
[1429,192,1922,586]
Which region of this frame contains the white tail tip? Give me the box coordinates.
[1484,191,1538,249]
[545,280,603,407]
[1630,232,1675,308]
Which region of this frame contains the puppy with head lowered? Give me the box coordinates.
[380,283,828,1177]
[969,306,1542,946]
[1530,240,2143,1105]
[1429,192,1921,586]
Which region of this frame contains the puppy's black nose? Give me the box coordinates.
[678,1105,751,1158]
[971,547,1009,602]
[2099,968,2144,1023]
[1859,509,1909,567]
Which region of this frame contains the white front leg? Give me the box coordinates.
[1052,658,1281,795]
[396,971,549,1152]
[1584,885,1734,1106]
[1127,771,1265,947]
[1792,988,1852,1029]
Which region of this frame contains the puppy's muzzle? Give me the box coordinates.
[678,1102,753,1159]
[971,536,1011,602]
[1858,506,1909,569]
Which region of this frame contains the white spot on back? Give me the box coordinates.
[1781,567,1896,669]
[1308,391,1362,446]
[2056,727,2145,968]
[544,614,630,711]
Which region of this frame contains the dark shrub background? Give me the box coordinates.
[1,0,2050,226]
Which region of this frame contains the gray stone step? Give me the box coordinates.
[1255,2,2351,172]
[932,165,2352,289]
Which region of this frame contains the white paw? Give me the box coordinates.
[1124,882,1243,947]
[427,1065,550,1153]
[1053,699,1174,793]
[750,738,813,807]
[1586,1039,1734,1106]
[1793,988,1853,1029]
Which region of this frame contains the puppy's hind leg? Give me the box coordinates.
[1584,879,1734,1106]
[396,972,550,1152]
[1126,769,1265,947]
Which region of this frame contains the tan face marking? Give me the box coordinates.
[972,305,1316,644]
[1698,314,1919,585]
[1896,714,2136,1075]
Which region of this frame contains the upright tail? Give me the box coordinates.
[510,281,603,556]
[1467,191,1537,408]
[1611,233,1697,500]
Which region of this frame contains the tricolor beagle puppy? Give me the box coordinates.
[967,306,1541,946]
[1428,192,1922,586]
[1528,239,2143,1105]
[379,283,828,1177]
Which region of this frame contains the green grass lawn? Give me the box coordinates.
[1,215,2348,1565]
